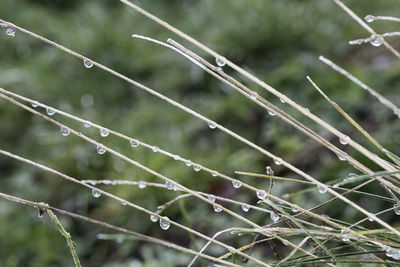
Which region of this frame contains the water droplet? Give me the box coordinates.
[31,100,39,108]
[385,247,393,258]
[193,165,201,172]
[211,171,218,177]
[83,59,93,68]
[152,146,159,152]
[60,127,70,136]
[100,128,109,137]
[282,240,289,246]
[92,188,101,198]
[166,181,174,190]
[364,15,374,23]
[370,34,382,47]
[185,160,192,167]
[291,206,299,213]
[340,229,350,241]
[96,145,106,154]
[250,91,258,100]
[215,57,226,67]
[368,217,374,222]
[337,153,347,161]
[270,212,279,223]
[46,108,55,116]
[333,184,339,188]
[394,204,400,215]
[391,249,400,260]
[232,180,242,189]
[241,204,250,212]
[159,216,171,230]
[348,173,357,178]
[83,121,91,128]
[138,181,146,189]
[268,110,276,116]
[273,158,282,165]
[150,215,158,222]
[173,155,180,160]
[5,26,16,37]
[213,204,222,213]
[208,121,217,129]
[339,135,350,145]
[130,139,139,148]
[121,201,127,206]
[280,97,286,103]
[317,184,327,194]
[207,195,216,203]
[216,67,223,72]
[266,166,274,176]
[257,190,267,200]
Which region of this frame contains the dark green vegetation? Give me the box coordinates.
[0,0,399,266]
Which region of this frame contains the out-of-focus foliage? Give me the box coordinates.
[0,0,399,266]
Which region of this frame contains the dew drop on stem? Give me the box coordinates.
[232,180,242,189]
[100,128,109,137]
[60,127,70,136]
[96,145,106,155]
[241,204,250,212]
[92,188,101,198]
[213,204,222,213]
[130,139,139,148]
[150,215,158,222]
[31,100,39,108]
[365,15,374,23]
[138,181,146,189]
[256,190,267,200]
[270,212,279,222]
[317,184,327,194]
[215,57,226,67]
[46,108,55,116]
[159,216,171,230]
[83,59,93,68]
[208,122,217,129]
[339,135,350,145]
[5,27,16,37]
[193,165,201,172]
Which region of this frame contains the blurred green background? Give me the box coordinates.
[0,0,400,266]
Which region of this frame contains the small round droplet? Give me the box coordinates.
[273,157,282,165]
[211,171,219,177]
[369,34,382,47]
[100,128,109,137]
[138,181,146,189]
[317,184,327,194]
[213,204,222,213]
[232,180,242,189]
[185,160,192,167]
[337,154,347,161]
[152,146,159,152]
[92,188,101,198]
[268,110,276,116]
[193,165,201,172]
[304,108,310,113]
[83,121,91,128]
[5,27,16,37]
[280,97,286,103]
[31,100,39,108]
[215,57,226,67]
[208,122,217,129]
[368,217,374,222]
[250,91,258,100]
[291,206,299,213]
[270,212,279,223]
[257,190,267,200]
[365,15,375,23]
[46,108,55,116]
[339,135,350,145]
[60,127,70,136]
[207,195,216,203]
[159,216,171,230]
[340,229,350,241]
[96,145,106,154]
[84,59,93,68]
[166,181,174,190]
[241,204,250,212]
[394,204,400,215]
[129,139,139,148]
[266,166,274,176]
[150,215,158,222]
